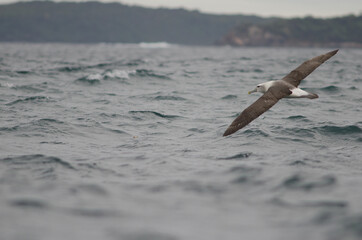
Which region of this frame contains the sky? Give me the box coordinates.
[1,0,361,18]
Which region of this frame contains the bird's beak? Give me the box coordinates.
[248,88,257,94]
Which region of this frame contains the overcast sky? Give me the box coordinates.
[1,0,361,17]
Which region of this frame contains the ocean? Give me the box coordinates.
[0,43,361,240]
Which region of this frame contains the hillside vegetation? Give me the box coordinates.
[0,1,262,45]
[0,1,361,47]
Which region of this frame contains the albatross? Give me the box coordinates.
[223,49,338,137]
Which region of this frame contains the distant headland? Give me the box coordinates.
[0,1,361,47]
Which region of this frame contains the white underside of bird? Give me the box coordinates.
[248,80,318,99]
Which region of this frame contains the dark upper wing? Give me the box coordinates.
[223,85,291,136]
[282,49,338,87]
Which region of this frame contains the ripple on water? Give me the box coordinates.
[314,125,362,135]
[75,75,102,85]
[69,183,108,196]
[112,231,179,240]
[188,127,206,133]
[270,197,347,209]
[10,82,48,93]
[134,69,171,80]
[0,154,75,170]
[319,85,341,92]
[286,115,311,122]
[58,65,85,72]
[341,214,362,238]
[153,95,186,101]
[280,173,336,191]
[175,180,225,194]
[0,118,79,137]
[243,128,269,137]
[221,94,238,100]
[228,165,262,184]
[74,68,170,86]
[129,111,181,120]
[9,199,49,209]
[70,208,122,218]
[75,69,134,85]
[218,152,252,160]
[5,96,52,105]
[0,154,75,181]
[279,127,316,138]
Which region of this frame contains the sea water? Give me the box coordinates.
[0,43,361,240]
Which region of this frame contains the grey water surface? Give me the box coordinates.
[0,43,361,240]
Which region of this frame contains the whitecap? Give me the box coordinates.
[86,73,103,81]
[1,82,15,88]
[139,42,173,48]
[104,70,135,80]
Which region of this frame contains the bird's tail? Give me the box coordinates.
[307,93,319,99]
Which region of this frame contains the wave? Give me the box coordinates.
[58,59,147,73]
[70,207,121,218]
[139,42,173,48]
[154,95,186,101]
[226,68,263,73]
[286,115,310,121]
[275,124,361,140]
[218,152,252,160]
[314,124,362,135]
[221,94,237,100]
[58,62,114,72]
[270,197,347,209]
[117,231,179,240]
[11,83,47,93]
[58,65,85,72]
[340,214,362,239]
[228,165,262,184]
[103,69,134,79]
[75,70,134,85]
[174,180,225,194]
[243,128,269,137]
[0,118,78,137]
[0,154,75,170]
[187,128,206,133]
[5,96,51,105]
[1,82,49,94]
[75,74,102,85]
[75,68,170,85]
[319,85,340,92]
[9,199,49,209]
[0,82,15,88]
[0,154,75,182]
[278,127,315,138]
[134,69,170,80]
[122,59,147,67]
[16,70,32,75]
[129,111,181,119]
[279,174,336,191]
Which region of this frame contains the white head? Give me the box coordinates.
[248,81,275,94]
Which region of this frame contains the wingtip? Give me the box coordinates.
[223,127,235,137]
[322,49,338,61]
[222,131,230,137]
[330,49,339,55]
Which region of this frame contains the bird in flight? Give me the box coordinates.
[223,49,338,137]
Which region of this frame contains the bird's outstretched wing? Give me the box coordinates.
[223,85,291,136]
[282,49,338,87]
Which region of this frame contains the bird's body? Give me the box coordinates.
[223,49,338,137]
[251,80,318,99]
